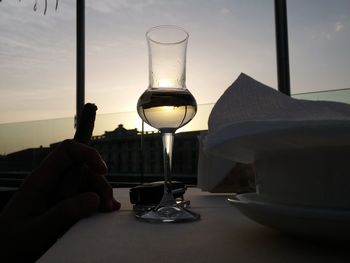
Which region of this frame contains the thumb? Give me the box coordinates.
[40,192,100,239]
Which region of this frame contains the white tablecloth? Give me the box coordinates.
[38,188,350,263]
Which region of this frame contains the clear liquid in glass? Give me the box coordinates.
[137,88,197,132]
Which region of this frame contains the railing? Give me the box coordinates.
[292,88,350,104]
[0,172,197,189]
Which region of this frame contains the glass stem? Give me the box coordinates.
[158,132,176,207]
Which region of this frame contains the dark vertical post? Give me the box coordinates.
[274,0,291,96]
[76,0,85,127]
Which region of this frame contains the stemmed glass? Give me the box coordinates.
[136,25,200,223]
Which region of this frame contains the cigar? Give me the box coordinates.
[74,103,97,145]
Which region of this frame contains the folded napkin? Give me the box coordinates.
[197,132,235,192]
[204,73,350,163]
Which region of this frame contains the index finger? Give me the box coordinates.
[27,140,107,191]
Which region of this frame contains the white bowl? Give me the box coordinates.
[254,146,350,209]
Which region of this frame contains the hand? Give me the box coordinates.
[0,139,121,262]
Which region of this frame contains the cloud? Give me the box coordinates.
[313,20,347,41]
[335,21,345,32]
[86,0,156,14]
[220,8,230,15]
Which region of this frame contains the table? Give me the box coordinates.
[39,188,350,263]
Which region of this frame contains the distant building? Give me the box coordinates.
[0,125,205,185]
[91,124,203,183]
[0,146,50,172]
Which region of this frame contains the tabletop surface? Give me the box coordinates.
[38,188,350,263]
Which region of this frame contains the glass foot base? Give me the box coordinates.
[135,205,200,223]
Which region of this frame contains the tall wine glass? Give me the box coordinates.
[136,25,200,223]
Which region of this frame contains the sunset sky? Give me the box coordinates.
[1,0,349,125]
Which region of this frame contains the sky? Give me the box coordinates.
[0,0,350,152]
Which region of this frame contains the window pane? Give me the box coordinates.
[0,1,75,124]
[288,0,350,95]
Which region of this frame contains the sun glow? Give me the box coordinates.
[162,106,175,111]
[158,79,176,88]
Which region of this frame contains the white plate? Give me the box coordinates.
[228,193,350,240]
